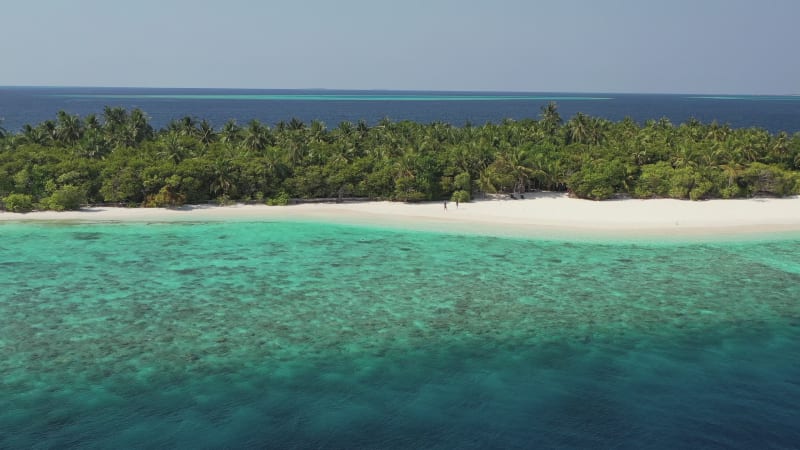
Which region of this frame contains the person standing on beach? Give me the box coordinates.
[456,199,459,208]
[444,200,447,211]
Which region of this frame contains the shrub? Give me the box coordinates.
[792,173,800,195]
[454,172,471,191]
[633,161,672,198]
[266,192,290,206]
[40,185,86,211]
[689,180,715,200]
[3,193,35,212]
[215,194,234,206]
[719,184,743,199]
[394,176,432,202]
[568,159,627,200]
[144,185,186,208]
[568,167,615,200]
[451,190,470,203]
[667,167,698,199]
[740,163,797,197]
[395,190,428,202]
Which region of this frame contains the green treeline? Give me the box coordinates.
[1,104,799,212]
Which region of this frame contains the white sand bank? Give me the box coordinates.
[2,192,799,239]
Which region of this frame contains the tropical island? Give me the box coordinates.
[1,103,799,213]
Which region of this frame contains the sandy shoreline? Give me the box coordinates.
[2,192,799,239]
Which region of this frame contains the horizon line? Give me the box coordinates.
[1,84,797,98]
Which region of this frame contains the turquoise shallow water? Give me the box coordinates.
[54,94,613,101]
[1,221,799,448]
[691,96,800,101]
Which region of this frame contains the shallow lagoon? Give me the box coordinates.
[1,221,799,448]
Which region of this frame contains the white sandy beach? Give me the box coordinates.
[2,192,799,238]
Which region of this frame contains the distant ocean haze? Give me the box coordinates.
[1,87,799,133]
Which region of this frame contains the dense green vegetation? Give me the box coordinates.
[1,104,799,210]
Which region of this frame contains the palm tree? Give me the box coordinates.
[103,107,127,131]
[127,109,153,145]
[263,145,291,180]
[18,124,34,144]
[499,147,538,194]
[102,106,130,147]
[158,131,191,164]
[476,168,498,197]
[285,141,307,168]
[210,158,235,198]
[356,120,370,137]
[706,121,731,143]
[78,129,109,159]
[739,128,769,163]
[588,117,610,146]
[308,120,328,144]
[197,120,217,146]
[541,155,569,191]
[219,120,242,145]
[769,131,791,165]
[335,121,353,137]
[566,112,591,145]
[288,117,306,131]
[39,120,58,143]
[332,121,359,153]
[84,114,101,132]
[719,156,744,189]
[167,116,199,137]
[539,101,562,136]
[241,120,272,153]
[680,117,705,142]
[671,142,699,169]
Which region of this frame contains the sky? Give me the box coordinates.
[1,0,798,94]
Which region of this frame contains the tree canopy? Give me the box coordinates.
[1,103,799,210]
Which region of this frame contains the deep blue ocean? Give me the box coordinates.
[1,86,799,133]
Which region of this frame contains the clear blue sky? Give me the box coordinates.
[2,0,798,94]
